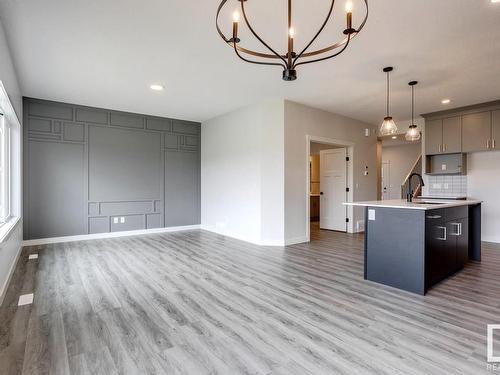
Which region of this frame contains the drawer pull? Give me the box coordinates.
[436,226,447,241]
[450,223,462,236]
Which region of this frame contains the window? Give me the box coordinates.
[0,80,20,240]
[0,113,11,224]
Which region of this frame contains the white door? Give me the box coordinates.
[320,148,347,232]
[381,161,391,200]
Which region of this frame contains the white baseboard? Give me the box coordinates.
[22,225,202,247]
[201,225,285,246]
[285,236,309,245]
[0,244,22,306]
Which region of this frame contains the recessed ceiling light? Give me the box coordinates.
[492,0,500,3]
[441,99,451,104]
[392,136,397,139]
[150,84,164,91]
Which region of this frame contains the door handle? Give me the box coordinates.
[436,226,447,241]
[450,223,462,236]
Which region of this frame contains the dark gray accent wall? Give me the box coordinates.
[23,98,200,240]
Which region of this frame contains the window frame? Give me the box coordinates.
[0,80,21,243]
[0,113,11,224]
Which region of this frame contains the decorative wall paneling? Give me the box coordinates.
[23,98,201,240]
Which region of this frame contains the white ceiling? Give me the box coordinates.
[0,0,499,124]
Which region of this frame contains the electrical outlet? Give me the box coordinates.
[441,164,447,171]
[120,217,125,224]
[444,183,449,189]
[113,217,118,224]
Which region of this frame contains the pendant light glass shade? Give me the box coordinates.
[405,81,421,141]
[380,67,398,136]
[381,116,398,135]
[405,125,420,141]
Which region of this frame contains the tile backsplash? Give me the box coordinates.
[424,175,467,197]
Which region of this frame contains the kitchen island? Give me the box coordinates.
[344,199,482,295]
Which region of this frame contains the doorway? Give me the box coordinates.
[306,136,354,241]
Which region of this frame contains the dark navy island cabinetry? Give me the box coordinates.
[346,199,482,295]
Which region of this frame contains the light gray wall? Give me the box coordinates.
[24,98,200,240]
[0,18,23,305]
[310,142,340,155]
[201,99,285,246]
[382,142,421,200]
[284,100,378,242]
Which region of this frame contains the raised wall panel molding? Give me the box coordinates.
[146,118,172,132]
[28,133,62,142]
[28,118,52,132]
[172,120,200,135]
[28,100,73,120]
[24,97,200,240]
[63,122,86,142]
[110,112,145,129]
[75,108,109,125]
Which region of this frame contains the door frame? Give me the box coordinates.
[305,135,355,242]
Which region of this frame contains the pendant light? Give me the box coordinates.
[405,81,421,141]
[380,67,398,135]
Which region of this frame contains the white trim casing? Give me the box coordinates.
[305,135,355,243]
[22,225,201,246]
[0,242,22,306]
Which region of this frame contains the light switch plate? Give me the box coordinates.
[442,164,447,171]
[368,209,376,221]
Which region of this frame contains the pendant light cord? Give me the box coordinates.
[386,71,390,117]
[411,84,414,124]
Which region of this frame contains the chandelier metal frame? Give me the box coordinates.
[216,0,369,81]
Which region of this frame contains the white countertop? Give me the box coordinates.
[343,199,482,210]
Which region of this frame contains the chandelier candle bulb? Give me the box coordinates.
[346,1,353,29]
[232,11,239,42]
[288,27,295,63]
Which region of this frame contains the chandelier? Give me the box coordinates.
[216,0,369,81]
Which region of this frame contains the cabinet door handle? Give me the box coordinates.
[439,144,442,153]
[450,223,462,236]
[443,144,447,152]
[493,139,496,149]
[487,139,491,149]
[436,226,447,241]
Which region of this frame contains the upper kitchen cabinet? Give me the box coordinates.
[425,119,443,155]
[493,110,500,151]
[442,116,462,153]
[424,116,461,155]
[423,100,500,155]
[462,111,491,153]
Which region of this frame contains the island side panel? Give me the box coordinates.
[469,204,482,261]
[365,207,426,295]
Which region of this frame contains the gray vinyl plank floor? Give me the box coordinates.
[1,223,500,374]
